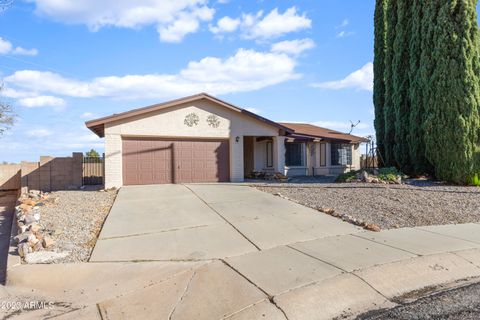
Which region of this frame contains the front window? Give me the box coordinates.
[285,143,305,167]
[331,143,352,166]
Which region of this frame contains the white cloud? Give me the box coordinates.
[28,0,215,43]
[211,7,311,40]
[158,6,214,42]
[26,128,53,137]
[312,121,369,131]
[12,47,39,56]
[335,18,354,38]
[5,48,300,100]
[0,38,12,54]
[0,37,38,56]
[81,112,96,119]
[271,38,315,56]
[245,107,261,114]
[338,19,349,28]
[209,16,240,34]
[311,62,373,91]
[336,30,354,38]
[17,95,66,108]
[245,7,311,40]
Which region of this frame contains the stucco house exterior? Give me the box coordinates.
[86,93,368,188]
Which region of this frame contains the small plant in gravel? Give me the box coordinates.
[378,167,403,183]
[335,170,361,183]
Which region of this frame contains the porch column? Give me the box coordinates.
[326,142,332,167]
[230,135,244,182]
[273,136,285,174]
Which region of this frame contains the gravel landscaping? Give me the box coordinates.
[38,186,117,263]
[255,179,480,230]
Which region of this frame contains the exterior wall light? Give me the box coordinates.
[235,136,240,143]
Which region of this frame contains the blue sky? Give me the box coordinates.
[0,0,376,162]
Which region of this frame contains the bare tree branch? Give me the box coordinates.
[0,85,15,136]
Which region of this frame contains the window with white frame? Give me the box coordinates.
[285,142,305,167]
[331,143,352,166]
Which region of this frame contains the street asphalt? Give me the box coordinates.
[357,281,480,320]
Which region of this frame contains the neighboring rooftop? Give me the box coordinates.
[279,122,369,143]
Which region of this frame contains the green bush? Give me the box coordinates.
[335,170,360,183]
[377,167,403,183]
[470,173,480,186]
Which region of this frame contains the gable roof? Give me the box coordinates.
[279,122,369,143]
[85,93,293,137]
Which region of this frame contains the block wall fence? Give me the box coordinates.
[0,153,83,192]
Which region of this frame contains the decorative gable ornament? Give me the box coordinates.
[184,113,200,127]
[207,114,220,128]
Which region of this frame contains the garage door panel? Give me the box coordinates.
[123,138,229,185]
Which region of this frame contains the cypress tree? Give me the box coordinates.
[373,0,388,165]
[392,0,411,172]
[408,0,432,175]
[383,0,397,166]
[424,0,480,183]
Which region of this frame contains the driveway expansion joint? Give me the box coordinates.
[220,259,290,320]
[183,184,261,251]
[414,227,480,246]
[351,233,421,256]
[168,270,197,320]
[99,224,212,241]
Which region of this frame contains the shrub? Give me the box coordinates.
[335,170,360,183]
[470,173,480,186]
[378,167,402,183]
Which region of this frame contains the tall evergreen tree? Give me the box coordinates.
[424,0,480,183]
[373,0,388,165]
[408,0,432,175]
[392,0,412,172]
[383,0,397,166]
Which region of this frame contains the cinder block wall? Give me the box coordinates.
[0,164,21,191]
[14,153,84,193]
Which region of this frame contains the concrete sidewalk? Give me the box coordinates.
[4,184,480,319]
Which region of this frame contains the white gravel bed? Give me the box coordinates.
[255,182,480,230]
[38,186,117,263]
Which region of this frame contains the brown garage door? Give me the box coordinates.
[122,137,230,185]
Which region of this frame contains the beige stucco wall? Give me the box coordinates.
[103,99,280,188]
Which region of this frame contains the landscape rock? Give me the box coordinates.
[17,243,31,258]
[24,214,36,225]
[33,241,43,252]
[14,232,31,244]
[27,233,39,245]
[321,208,336,215]
[42,237,55,248]
[24,251,69,264]
[364,224,382,232]
[29,223,41,233]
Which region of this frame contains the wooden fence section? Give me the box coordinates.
[360,155,379,169]
[83,156,104,185]
[0,164,21,191]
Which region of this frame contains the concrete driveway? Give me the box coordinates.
[90,184,359,261]
[5,185,480,319]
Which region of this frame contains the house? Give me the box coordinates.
[86,93,368,188]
